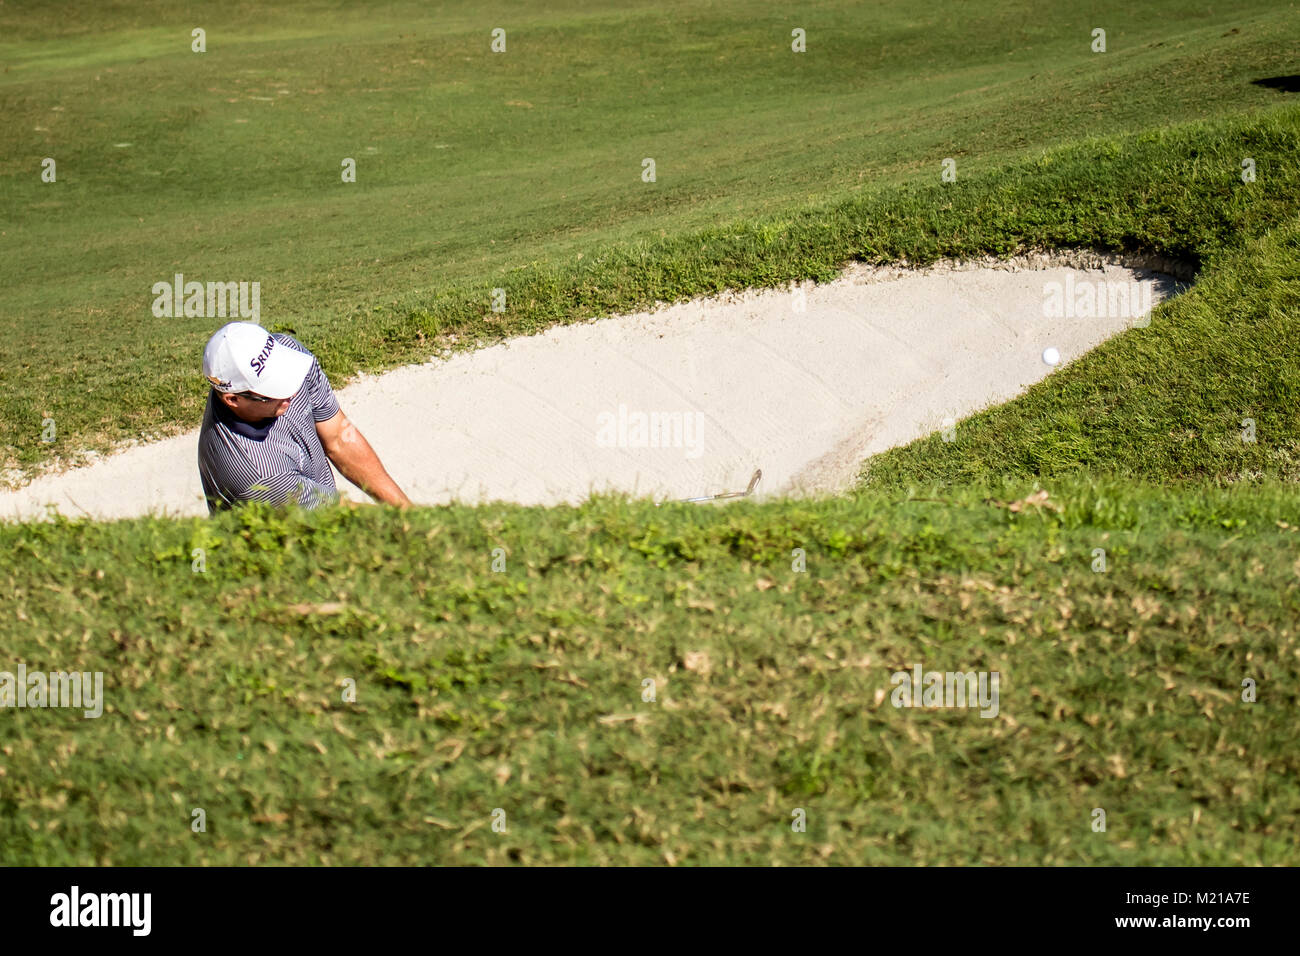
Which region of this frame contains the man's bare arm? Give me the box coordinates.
[316,410,412,508]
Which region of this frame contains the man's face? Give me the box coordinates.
[218,389,297,422]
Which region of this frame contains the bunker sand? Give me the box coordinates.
[0,255,1182,521]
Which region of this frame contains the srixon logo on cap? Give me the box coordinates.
[249,335,276,377]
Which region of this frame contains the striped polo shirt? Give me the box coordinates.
[197,334,342,513]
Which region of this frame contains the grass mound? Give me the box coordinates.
[2,477,1296,864]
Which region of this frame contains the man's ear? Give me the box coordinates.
[217,392,241,410]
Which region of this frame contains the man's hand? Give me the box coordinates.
[316,410,412,508]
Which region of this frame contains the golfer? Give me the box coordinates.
[197,322,411,513]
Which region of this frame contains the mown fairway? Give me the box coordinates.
[1,0,1297,475]
[2,1,1299,866]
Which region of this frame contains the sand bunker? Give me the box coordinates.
[0,253,1184,521]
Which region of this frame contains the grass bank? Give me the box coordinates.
[1,476,1296,864]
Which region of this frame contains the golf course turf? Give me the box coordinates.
[1,0,1298,865]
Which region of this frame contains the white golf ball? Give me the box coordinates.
[1042,347,1061,366]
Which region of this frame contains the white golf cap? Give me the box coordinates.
[203,322,313,399]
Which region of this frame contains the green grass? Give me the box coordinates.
[2,477,1297,865]
[2,0,1300,866]
[2,0,1299,478]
